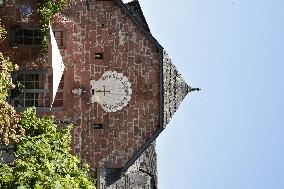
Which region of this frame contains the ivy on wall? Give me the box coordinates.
[0,101,24,146]
[0,21,24,146]
[0,21,16,101]
[0,23,6,43]
[0,53,16,101]
[37,0,67,50]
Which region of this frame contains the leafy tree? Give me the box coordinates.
[0,109,96,189]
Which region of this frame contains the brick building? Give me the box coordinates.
[0,0,196,188]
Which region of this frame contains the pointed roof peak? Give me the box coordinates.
[163,50,195,127]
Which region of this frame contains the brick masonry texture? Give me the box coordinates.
[0,0,161,169]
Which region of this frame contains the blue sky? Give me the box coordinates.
[127,0,284,188]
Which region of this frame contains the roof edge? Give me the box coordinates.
[159,47,165,129]
[126,0,150,32]
[121,127,163,174]
[113,0,163,50]
[121,47,164,174]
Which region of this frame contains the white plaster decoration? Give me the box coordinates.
[49,25,65,107]
[90,71,132,112]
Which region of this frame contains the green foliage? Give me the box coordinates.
[0,100,24,145]
[38,0,67,51]
[0,20,7,43]
[0,52,19,101]
[0,108,96,189]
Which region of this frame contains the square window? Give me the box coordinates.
[11,71,66,111]
[11,28,41,46]
[11,28,66,47]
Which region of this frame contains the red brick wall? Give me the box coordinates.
[0,0,161,168]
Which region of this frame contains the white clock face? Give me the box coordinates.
[90,71,132,112]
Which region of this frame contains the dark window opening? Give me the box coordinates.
[13,28,41,46]
[95,53,103,59]
[94,124,103,129]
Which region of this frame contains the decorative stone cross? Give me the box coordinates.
[96,86,110,96]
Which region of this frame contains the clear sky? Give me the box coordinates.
[124,0,284,188]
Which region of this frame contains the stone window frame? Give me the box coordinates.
[10,26,67,49]
[10,69,66,112]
